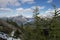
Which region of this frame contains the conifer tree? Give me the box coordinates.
[49,4,60,40]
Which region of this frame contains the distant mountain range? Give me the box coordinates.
[0,15,60,26]
[0,15,34,26]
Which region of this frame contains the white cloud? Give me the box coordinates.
[16,8,24,12]
[45,8,54,13]
[0,8,19,17]
[44,10,54,18]
[16,6,45,13]
[39,8,54,18]
[31,6,45,9]
[0,0,21,7]
[47,0,53,3]
[57,8,60,11]
[16,6,45,17]
[0,0,35,8]
[40,8,60,18]
[1,5,58,18]
[24,8,32,12]
[20,0,35,4]
[16,8,32,16]
[16,8,31,18]
[0,8,13,12]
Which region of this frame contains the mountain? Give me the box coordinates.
[0,15,34,26]
[12,15,34,25]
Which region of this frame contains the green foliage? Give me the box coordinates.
[48,4,60,40]
[14,30,21,38]
[0,26,12,35]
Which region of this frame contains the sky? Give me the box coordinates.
[0,0,60,18]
